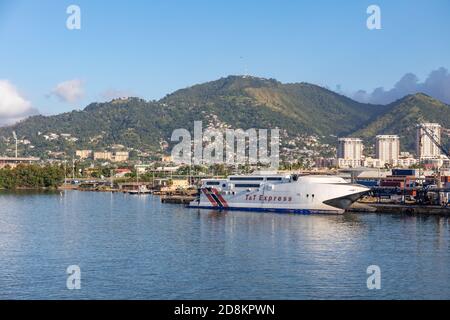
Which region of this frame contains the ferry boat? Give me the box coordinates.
[188,174,369,214]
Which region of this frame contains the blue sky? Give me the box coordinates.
[0,0,449,121]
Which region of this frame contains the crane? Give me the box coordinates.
[417,122,450,190]
[417,123,450,158]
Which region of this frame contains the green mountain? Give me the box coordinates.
[0,76,448,159]
[160,76,387,137]
[354,93,450,152]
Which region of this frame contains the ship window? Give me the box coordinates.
[222,184,226,188]
[234,183,261,188]
[230,177,264,181]
[206,181,220,186]
[266,177,282,181]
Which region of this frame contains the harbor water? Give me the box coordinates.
[0,190,449,299]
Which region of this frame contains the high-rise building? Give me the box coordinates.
[416,123,441,159]
[337,138,363,160]
[375,135,400,162]
[337,138,363,168]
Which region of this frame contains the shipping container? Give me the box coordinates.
[392,169,417,177]
[380,181,405,187]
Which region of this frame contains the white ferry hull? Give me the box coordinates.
[188,175,369,214]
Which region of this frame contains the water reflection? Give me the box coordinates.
[0,191,449,299]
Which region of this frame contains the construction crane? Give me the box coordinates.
[417,123,450,158]
[417,122,450,189]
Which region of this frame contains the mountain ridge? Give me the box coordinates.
[0,75,449,159]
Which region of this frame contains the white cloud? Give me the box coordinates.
[0,80,37,125]
[350,67,450,105]
[50,79,84,103]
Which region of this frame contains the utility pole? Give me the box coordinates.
[72,158,75,180]
[64,160,67,185]
[12,131,18,158]
[136,166,139,184]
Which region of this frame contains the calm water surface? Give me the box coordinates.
[0,190,449,299]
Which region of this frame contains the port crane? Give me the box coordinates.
[417,123,450,159]
[417,122,450,192]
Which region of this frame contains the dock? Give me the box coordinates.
[347,202,450,215]
[161,195,195,204]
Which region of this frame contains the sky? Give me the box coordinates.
[0,0,449,124]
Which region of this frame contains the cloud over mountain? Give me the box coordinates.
[352,67,450,105]
[0,80,38,125]
[50,79,84,103]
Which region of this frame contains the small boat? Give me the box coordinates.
[127,185,152,195]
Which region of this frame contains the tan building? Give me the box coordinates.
[161,178,190,191]
[363,157,386,168]
[393,157,419,168]
[161,155,173,163]
[0,157,40,168]
[93,151,113,161]
[112,151,129,162]
[76,150,92,159]
[375,135,400,163]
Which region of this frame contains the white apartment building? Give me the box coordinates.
[337,138,363,168]
[375,135,400,163]
[337,138,363,160]
[417,123,441,159]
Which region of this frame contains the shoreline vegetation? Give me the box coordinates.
[0,164,65,190]
[0,163,223,191]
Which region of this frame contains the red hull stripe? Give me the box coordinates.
[212,188,228,207]
[202,188,218,207]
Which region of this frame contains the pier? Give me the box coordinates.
[348,203,450,215]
